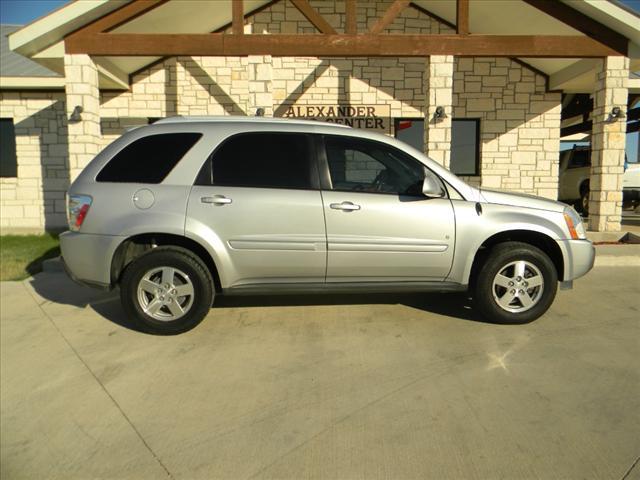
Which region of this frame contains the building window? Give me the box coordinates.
[394,119,424,152]
[394,118,481,176]
[450,119,480,176]
[0,118,18,178]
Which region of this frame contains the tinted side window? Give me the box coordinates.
[568,150,591,169]
[97,133,202,183]
[208,133,313,189]
[324,136,425,195]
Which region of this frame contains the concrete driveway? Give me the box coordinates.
[1,266,639,479]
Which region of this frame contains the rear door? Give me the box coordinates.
[186,132,327,287]
[319,135,455,281]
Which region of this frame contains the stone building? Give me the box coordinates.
[1,0,639,232]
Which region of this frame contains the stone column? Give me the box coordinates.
[424,55,454,168]
[247,55,273,116]
[64,54,101,182]
[589,56,629,232]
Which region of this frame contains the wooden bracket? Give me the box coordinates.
[369,0,410,35]
[232,0,244,35]
[456,0,469,35]
[290,0,337,34]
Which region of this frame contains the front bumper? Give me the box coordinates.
[558,239,595,281]
[60,231,126,289]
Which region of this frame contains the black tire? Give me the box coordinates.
[120,246,214,335]
[579,182,590,216]
[472,242,558,324]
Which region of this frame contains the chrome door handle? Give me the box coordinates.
[330,201,360,211]
[201,195,232,205]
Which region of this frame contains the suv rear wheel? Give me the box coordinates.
[120,246,214,334]
[473,242,558,324]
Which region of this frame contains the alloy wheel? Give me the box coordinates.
[491,260,544,313]
[136,266,195,321]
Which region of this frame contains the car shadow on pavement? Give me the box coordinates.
[28,272,492,334]
[28,273,142,332]
[212,292,484,322]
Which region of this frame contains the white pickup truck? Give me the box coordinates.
[558,146,640,214]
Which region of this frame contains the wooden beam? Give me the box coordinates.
[562,116,638,137]
[65,33,621,57]
[232,0,244,34]
[345,0,357,35]
[75,0,168,34]
[456,0,469,35]
[289,0,336,34]
[522,0,628,55]
[561,120,591,137]
[561,94,592,121]
[369,0,409,35]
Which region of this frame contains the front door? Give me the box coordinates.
[187,132,326,287]
[320,135,455,281]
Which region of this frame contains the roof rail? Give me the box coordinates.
[153,115,350,128]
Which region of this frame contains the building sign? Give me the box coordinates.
[281,105,391,133]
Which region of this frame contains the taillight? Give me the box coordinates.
[67,195,92,231]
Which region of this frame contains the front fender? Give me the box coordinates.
[448,201,568,285]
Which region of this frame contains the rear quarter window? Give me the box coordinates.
[97,132,202,183]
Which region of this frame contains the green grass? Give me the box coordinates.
[0,234,60,281]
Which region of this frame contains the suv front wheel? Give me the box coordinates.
[580,181,590,215]
[473,242,558,324]
[120,246,214,334]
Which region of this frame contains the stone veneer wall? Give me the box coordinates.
[588,56,630,231]
[453,58,562,197]
[100,56,251,146]
[251,0,454,34]
[0,91,69,231]
[65,54,101,182]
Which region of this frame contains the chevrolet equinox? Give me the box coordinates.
[61,117,595,334]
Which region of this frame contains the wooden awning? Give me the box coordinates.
[64,0,627,58]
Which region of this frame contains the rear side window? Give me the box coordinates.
[97,133,202,183]
[568,149,591,169]
[199,132,313,189]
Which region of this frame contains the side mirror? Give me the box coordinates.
[422,174,445,198]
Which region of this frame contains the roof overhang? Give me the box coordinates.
[0,76,65,89]
[9,0,127,57]
[6,0,640,93]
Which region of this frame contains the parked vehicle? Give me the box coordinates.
[558,145,640,214]
[61,117,595,334]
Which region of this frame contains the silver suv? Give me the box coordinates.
[61,117,595,334]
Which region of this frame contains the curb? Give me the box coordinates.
[593,244,640,267]
[594,256,640,267]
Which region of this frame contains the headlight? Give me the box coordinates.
[563,206,586,240]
